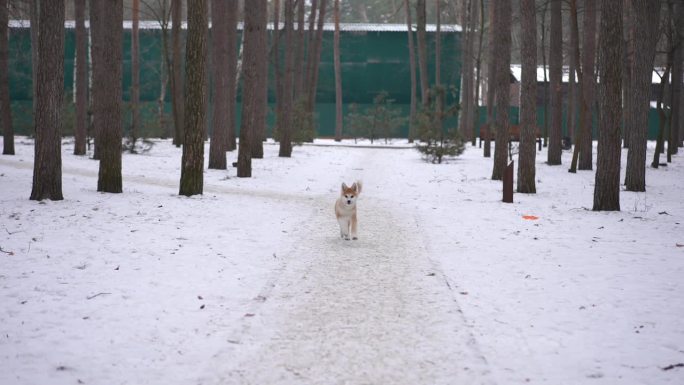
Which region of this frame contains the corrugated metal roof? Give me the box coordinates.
[10,20,461,32]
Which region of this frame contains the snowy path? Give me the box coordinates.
[209,153,492,384]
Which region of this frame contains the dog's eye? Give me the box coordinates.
[350,195,354,198]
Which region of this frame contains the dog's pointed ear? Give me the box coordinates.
[351,182,358,192]
[341,182,348,192]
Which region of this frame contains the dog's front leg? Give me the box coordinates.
[351,212,358,240]
[338,217,350,240]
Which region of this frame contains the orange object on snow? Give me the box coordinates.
[522,215,539,220]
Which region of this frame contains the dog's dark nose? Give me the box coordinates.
[347,200,351,204]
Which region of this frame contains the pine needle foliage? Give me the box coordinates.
[415,86,464,163]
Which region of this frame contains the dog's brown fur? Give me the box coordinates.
[335,181,361,240]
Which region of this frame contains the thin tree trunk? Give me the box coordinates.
[273,0,283,136]
[251,0,268,159]
[472,0,484,146]
[1,0,14,155]
[404,0,417,142]
[278,0,295,157]
[73,0,86,155]
[518,0,537,193]
[130,0,140,153]
[30,0,64,200]
[91,0,123,193]
[209,0,229,169]
[484,0,495,158]
[306,0,326,118]
[460,0,476,144]
[226,0,238,151]
[593,0,622,211]
[416,0,429,106]
[652,65,671,168]
[294,0,305,98]
[540,1,549,148]
[621,0,634,149]
[670,1,684,157]
[579,0,597,170]
[333,0,343,141]
[238,0,268,175]
[624,0,660,191]
[547,0,562,165]
[567,3,577,147]
[435,0,442,131]
[491,0,510,181]
[179,0,208,195]
[568,0,583,173]
[171,0,184,147]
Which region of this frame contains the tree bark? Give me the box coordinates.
[238,0,268,175]
[567,2,578,147]
[621,0,634,149]
[404,0,417,142]
[130,0,140,153]
[171,0,185,147]
[568,0,584,173]
[517,0,537,193]
[333,0,343,141]
[209,0,230,169]
[305,0,326,118]
[179,0,208,195]
[458,0,475,144]
[92,0,123,193]
[1,0,14,155]
[484,0,495,158]
[491,0,510,181]
[472,0,484,146]
[294,0,306,98]
[670,1,684,157]
[278,0,295,157]
[251,0,268,158]
[579,0,597,170]
[30,0,64,201]
[624,0,660,191]
[547,0,562,165]
[593,0,623,211]
[73,0,86,156]
[416,0,429,106]
[226,0,238,151]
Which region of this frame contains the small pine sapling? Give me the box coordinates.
[415,86,464,163]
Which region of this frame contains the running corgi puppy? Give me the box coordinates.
[335,181,362,240]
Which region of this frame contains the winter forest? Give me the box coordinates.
[1,0,683,384]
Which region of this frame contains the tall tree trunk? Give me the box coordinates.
[273,0,283,136]
[540,1,549,148]
[593,0,623,211]
[652,63,671,168]
[404,0,417,142]
[294,0,306,98]
[491,0,510,181]
[458,0,475,144]
[92,0,123,193]
[624,0,660,191]
[73,0,86,156]
[30,0,38,115]
[670,1,684,157]
[251,0,268,158]
[305,0,326,119]
[179,0,208,195]
[278,0,295,157]
[579,0,597,170]
[434,0,442,131]
[484,0,495,158]
[130,0,140,153]
[567,3,577,147]
[518,0,537,193]
[547,0,562,165]
[333,0,343,141]
[226,0,238,151]
[30,0,64,201]
[1,0,14,155]
[238,0,268,175]
[209,0,229,169]
[171,0,185,147]
[621,0,634,149]
[472,0,484,146]
[416,0,429,106]
[568,0,584,173]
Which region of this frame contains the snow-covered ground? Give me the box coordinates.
[1,137,682,385]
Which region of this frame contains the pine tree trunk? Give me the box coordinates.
[416,0,428,106]
[73,0,86,156]
[458,0,475,144]
[593,0,622,211]
[547,0,562,165]
[294,0,306,98]
[209,0,229,169]
[621,0,634,149]
[472,0,484,146]
[491,0,510,181]
[517,0,536,193]
[226,0,238,151]
[238,0,268,175]
[278,0,295,157]
[92,0,123,193]
[179,0,207,195]
[1,0,14,155]
[568,0,583,173]
[305,0,326,119]
[670,2,684,157]
[484,0,495,158]
[251,0,268,159]
[579,0,597,170]
[30,0,64,201]
[567,7,577,147]
[333,0,343,141]
[130,0,140,153]
[404,0,417,142]
[273,0,283,137]
[624,0,660,192]
[171,0,185,147]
